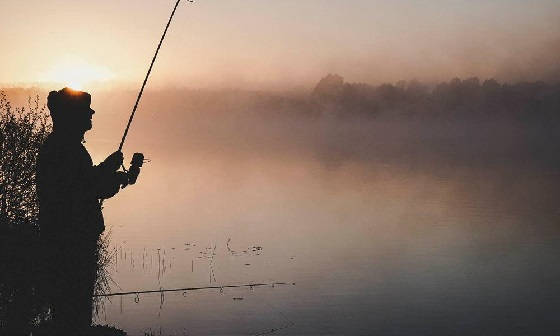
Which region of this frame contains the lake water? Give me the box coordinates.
[92,142,560,335]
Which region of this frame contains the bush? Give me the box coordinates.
[0,91,51,234]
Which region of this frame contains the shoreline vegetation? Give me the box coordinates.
[0,92,124,335]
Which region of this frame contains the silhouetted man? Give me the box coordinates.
[37,87,129,332]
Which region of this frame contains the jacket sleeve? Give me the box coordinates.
[91,164,123,199]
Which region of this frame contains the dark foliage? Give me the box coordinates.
[0,91,51,234]
[0,91,52,333]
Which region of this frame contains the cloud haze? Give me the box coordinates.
[1,0,560,89]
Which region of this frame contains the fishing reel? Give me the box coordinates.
[122,152,148,188]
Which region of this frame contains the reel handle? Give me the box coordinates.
[127,152,144,185]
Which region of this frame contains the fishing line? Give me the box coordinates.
[251,297,296,336]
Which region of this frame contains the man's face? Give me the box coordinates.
[73,106,95,132]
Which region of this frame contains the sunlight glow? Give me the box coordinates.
[42,56,114,90]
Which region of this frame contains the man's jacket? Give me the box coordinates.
[37,133,120,241]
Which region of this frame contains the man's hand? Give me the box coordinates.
[102,151,123,172]
[98,171,129,199]
[116,171,129,189]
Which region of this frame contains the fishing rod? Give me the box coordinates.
[113,0,193,184]
[119,0,192,152]
[93,281,296,298]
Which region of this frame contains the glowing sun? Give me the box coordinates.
[42,56,114,90]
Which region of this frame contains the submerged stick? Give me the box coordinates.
[94,281,295,297]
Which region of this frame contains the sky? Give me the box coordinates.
[1,0,560,90]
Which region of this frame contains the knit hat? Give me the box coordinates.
[47,87,94,123]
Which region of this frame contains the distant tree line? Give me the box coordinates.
[310,74,560,120]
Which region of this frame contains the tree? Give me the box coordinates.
[312,74,345,103]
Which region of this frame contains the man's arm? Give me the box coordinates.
[93,151,128,199]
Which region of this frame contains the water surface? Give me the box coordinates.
[94,146,560,335]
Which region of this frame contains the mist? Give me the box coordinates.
[3,75,560,169]
[3,74,560,334]
[2,0,560,89]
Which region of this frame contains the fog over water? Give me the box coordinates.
[3,77,560,334]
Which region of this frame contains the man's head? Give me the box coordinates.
[47,88,95,134]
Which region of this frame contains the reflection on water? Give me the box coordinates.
[92,151,560,335]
